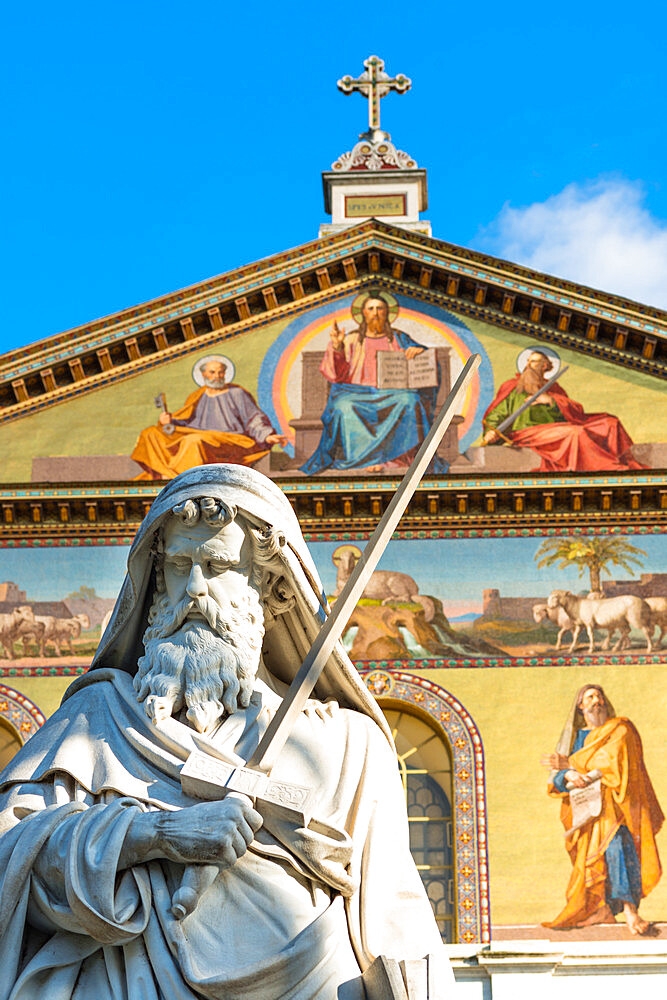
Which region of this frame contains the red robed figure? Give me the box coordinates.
[483,353,645,473]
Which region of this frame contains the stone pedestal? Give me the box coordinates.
[289,350,328,465]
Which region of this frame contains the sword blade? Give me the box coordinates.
[247,353,481,772]
[495,365,569,435]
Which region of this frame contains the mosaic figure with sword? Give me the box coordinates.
[0,357,479,999]
[481,346,643,472]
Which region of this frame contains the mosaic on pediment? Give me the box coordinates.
[1,290,665,486]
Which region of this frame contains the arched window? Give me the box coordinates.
[0,685,45,772]
[380,701,455,942]
[0,715,23,772]
[362,670,489,944]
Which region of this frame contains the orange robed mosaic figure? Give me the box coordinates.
[132,356,287,480]
[541,684,663,935]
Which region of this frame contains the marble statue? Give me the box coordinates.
[0,464,453,999]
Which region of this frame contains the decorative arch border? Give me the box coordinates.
[0,684,45,741]
[360,669,490,945]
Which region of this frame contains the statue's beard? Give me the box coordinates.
[134,588,265,733]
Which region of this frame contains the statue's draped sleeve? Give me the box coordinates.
[0,783,156,999]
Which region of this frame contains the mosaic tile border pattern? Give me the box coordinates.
[0,683,45,740]
[1,521,666,550]
[360,669,490,944]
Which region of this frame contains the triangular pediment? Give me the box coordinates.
[0,221,665,499]
[1,220,665,416]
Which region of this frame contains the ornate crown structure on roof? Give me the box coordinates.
[320,56,429,236]
[331,55,418,172]
[331,136,418,173]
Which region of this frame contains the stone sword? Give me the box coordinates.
[170,353,481,919]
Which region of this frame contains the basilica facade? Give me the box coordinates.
[1,58,666,997]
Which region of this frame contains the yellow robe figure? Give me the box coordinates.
[132,386,272,480]
[545,716,664,928]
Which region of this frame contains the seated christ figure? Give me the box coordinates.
[132,356,287,480]
[301,291,445,475]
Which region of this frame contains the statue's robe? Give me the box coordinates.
[545,716,663,929]
[0,669,447,1000]
[482,375,644,472]
[132,386,275,481]
[301,330,445,474]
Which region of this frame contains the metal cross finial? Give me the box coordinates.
[337,56,411,139]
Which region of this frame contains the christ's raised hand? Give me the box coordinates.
[330,321,345,350]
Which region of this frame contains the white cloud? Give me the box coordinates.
[476,178,667,310]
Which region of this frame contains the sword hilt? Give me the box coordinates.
[171,791,253,920]
[171,863,219,920]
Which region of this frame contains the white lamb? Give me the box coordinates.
[0,606,37,659]
[19,613,89,657]
[646,596,667,647]
[532,602,575,650]
[546,590,653,653]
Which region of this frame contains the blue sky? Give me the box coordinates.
[2,1,667,357]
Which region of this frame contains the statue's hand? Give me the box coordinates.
[158,411,173,425]
[159,797,262,867]
[129,797,263,869]
[483,429,501,445]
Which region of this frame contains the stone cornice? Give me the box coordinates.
[1,472,665,540]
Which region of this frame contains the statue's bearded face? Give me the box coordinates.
[134,512,265,733]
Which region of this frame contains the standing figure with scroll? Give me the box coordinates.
[541,684,663,934]
[302,290,444,474]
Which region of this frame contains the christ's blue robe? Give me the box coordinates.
[554,729,642,912]
[301,331,447,474]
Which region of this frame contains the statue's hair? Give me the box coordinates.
[152,496,295,620]
[172,497,236,528]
